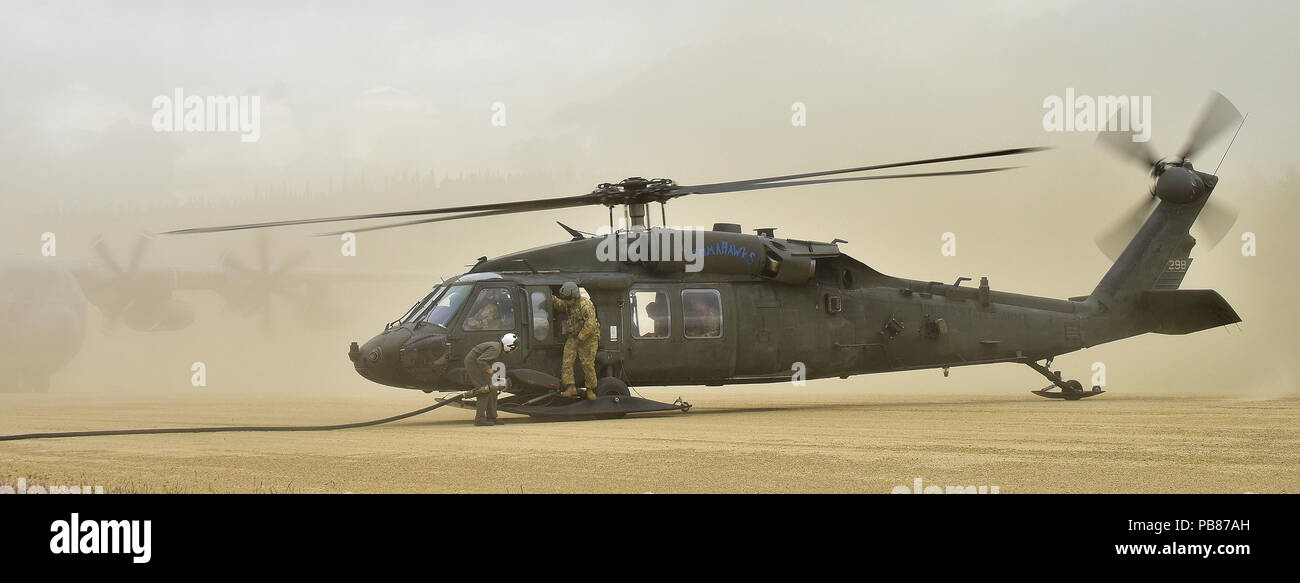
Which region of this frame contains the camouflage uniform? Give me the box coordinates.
[548,292,600,393]
[464,340,504,425]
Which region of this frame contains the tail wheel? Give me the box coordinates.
[593,377,630,419]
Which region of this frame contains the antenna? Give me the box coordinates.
[1214,113,1248,175]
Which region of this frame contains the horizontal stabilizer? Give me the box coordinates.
[1137,290,1241,335]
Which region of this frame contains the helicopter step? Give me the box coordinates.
[484,369,691,419]
[499,394,690,418]
[1025,359,1105,400]
[1031,384,1105,400]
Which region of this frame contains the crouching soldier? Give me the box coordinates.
[464,333,518,426]
[548,281,599,400]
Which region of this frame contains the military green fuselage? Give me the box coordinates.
[350,222,1222,395]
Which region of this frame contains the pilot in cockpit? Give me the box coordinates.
[464,289,510,330]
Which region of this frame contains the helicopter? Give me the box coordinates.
[167,93,1244,418]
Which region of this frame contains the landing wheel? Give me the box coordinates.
[593,377,630,419]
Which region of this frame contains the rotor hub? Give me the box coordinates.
[593,177,678,207]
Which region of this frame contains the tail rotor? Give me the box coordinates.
[1094,92,1243,261]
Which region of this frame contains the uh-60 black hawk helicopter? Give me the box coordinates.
[168,93,1245,419]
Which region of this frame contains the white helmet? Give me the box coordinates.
[501,333,519,352]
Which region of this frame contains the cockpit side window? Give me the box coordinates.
[462,288,516,331]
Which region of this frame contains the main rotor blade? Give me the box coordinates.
[681,166,1018,196]
[321,167,1019,236]
[675,147,1047,195]
[1095,195,1159,262]
[166,146,1046,236]
[164,193,598,235]
[316,204,583,237]
[1180,92,1242,159]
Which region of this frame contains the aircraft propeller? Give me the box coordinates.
[1094,92,1243,261]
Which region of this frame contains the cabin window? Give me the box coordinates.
[530,290,551,341]
[682,288,722,338]
[461,288,515,331]
[629,290,669,339]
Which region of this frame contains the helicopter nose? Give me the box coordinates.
[349,327,412,387]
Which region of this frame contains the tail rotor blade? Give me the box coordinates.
[1097,128,1161,171]
[1095,196,1159,261]
[1095,102,1161,171]
[1180,92,1242,159]
[1194,197,1239,251]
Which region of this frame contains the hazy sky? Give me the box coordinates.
[3,0,1297,204]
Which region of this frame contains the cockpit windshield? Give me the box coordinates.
[422,284,472,328]
[396,284,443,326]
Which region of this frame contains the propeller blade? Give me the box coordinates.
[1179,92,1243,159]
[1096,102,1161,171]
[677,147,1047,194]
[1095,195,1159,262]
[269,282,311,305]
[92,237,123,275]
[1194,197,1239,251]
[126,234,150,274]
[271,250,311,276]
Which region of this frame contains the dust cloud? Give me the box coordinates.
[1,0,1297,403]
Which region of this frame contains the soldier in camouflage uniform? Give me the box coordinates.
[547,281,599,400]
[463,333,518,426]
